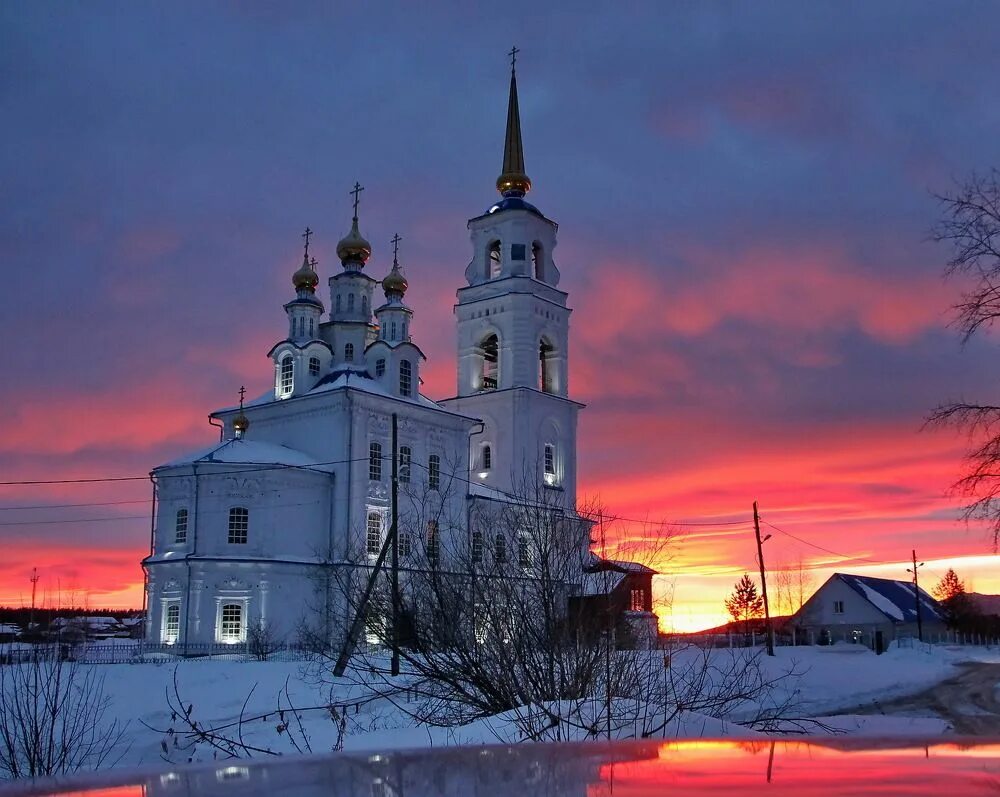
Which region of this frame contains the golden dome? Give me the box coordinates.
[496,172,531,196]
[292,254,318,291]
[233,412,250,436]
[382,263,408,295]
[336,217,372,264]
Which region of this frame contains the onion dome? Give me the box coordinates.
[383,262,408,297]
[233,412,250,437]
[292,253,319,292]
[496,56,531,198]
[336,217,372,265]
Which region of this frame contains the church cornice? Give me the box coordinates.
[266,338,334,358]
[439,385,586,410]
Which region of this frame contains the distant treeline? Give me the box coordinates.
[0,607,142,626]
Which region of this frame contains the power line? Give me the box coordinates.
[760,518,899,568]
[0,499,151,512]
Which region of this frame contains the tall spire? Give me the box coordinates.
[496,46,531,197]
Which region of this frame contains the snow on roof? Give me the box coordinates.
[0,623,20,635]
[308,368,445,411]
[836,574,944,624]
[159,438,329,471]
[580,571,626,596]
[597,558,657,575]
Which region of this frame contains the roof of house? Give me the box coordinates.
[832,573,944,624]
[585,556,658,576]
[158,438,330,472]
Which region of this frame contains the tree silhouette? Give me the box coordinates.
[725,574,764,636]
[932,568,975,629]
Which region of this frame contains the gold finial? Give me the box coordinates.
[233,385,250,437]
[383,233,408,296]
[496,47,531,197]
[337,182,372,264]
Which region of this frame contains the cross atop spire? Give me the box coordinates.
[302,227,313,258]
[496,48,531,197]
[391,233,402,266]
[238,385,246,409]
[350,182,364,220]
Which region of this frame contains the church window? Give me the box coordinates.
[398,446,411,483]
[471,531,483,565]
[365,607,383,647]
[336,294,341,312]
[345,343,354,362]
[488,240,501,279]
[174,508,188,544]
[399,359,412,397]
[532,242,543,280]
[480,335,498,390]
[369,442,382,481]
[427,520,440,567]
[228,507,248,544]
[375,358,386,378]
[539,339,555,393]
[402,320,407,340]
[362,295,368,316]
[518,534,531,568]
[630,588,646,612]
[428,454,440,491]
[510,243,526,261]
[348,293,355,312]
[309,356,320,376]
[544,444,555,476]
[308,318,314,337]
[279,356,294,396]
[391,321,397,340]
[366,511,382,556]
[297,317,305,338]
[481,444,492,471]
[494,534,507,565]
[219,603,244,642]
[162,603,180,644]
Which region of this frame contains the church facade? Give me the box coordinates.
[142,65,585,649]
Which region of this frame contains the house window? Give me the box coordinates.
[348,293,355,312]
[219,603,244,643]
[494,534,507,565]
[400,360,412,397]
[428,455,440,491]
[539,340,555,393]
[175,508,188,543]
[544,444,555,477]
[488,240,501,279]
[228,507,248,544]
[833,600,845,614]
[309,356,320,376]
[518,534,531,568]
[399,531,412,559]
[471,530,483,565]
[630,588,645,612]
[398,446,411,483]
[510,243,526,261]
[345,343,354,362]
[369,442,382,481]
[367,511,382,557]
[375,358,386,378]
[481,444,492,471]
[162,602,180,644]
[279,356,294,396]
[480,334,498,390]
[427,520,439,567]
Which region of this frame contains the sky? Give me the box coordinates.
[3,2,1000,630]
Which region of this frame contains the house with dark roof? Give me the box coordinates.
[792,572,946,650]
[568,558,659,648]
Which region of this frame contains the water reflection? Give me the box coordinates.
[24,739,1000,797]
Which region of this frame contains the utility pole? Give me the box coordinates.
[30,568,39,630]
[753,501,775,656]
[390,414,400,677]
[600,508,612,740]
[908,549,924,642]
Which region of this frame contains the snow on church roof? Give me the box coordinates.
[158,438,328,471]
[834,573,944,624]
[308,368,445,411]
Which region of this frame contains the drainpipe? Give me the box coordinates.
[144,473,157,641]
[182,463,200,655]
[209,416,224,442]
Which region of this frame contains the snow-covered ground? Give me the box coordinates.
[2,640,996,773]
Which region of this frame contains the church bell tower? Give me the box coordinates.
[442,51,582,506]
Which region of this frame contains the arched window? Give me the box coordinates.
[345,343,354,362]
[362,295,368,316]
[228,507,248,544]
[219,603,244,642]
[427,520,440,567]
[309,356,320,376]
[348,293,355,311]
[494,533,507,565]
[532,242,543,280]
[367,511,381,556]
[399,359,412,396]
[336,294,342,312]
[398,445,411,483]
[488,240,501,279]
[539,339,555,393]
[543,444,556,485]
[480,334,498,390]
[375,358,386,378]
[390,321,397,340]
[399,530,412,558]
[308,318,314,337]
[471,530,483,565]
[518,534,531,568]
[369,442,382,481]
[481,444,492,471]
[174,508,188,544]
[297,316,305,337]
[428,454,440,491]
[279,356,294,396]
[163,603,180,644]
[401,321,408,340]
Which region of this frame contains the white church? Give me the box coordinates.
[142,64,591,649]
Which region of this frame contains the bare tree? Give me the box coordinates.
[0,648,129,780]
[930,169,1000,546]
[247,620,282,661]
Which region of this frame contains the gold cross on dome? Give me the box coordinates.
[302,227,313,257]
[350,182,364,219]
[391,233,402,264]
[238,385,246,408]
